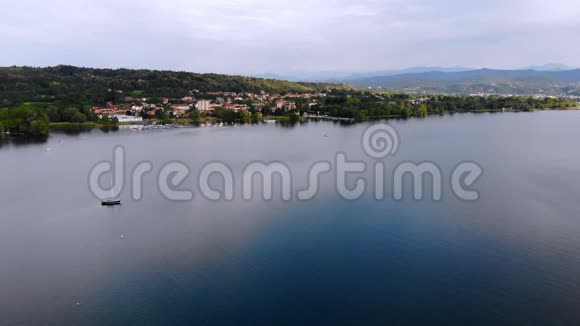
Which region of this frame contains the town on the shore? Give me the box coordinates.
[90,89,580,124]
[92,90,326,123]
[3,64,580,138]
[2,87,579,138]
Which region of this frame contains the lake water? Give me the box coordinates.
[1,111,580,325]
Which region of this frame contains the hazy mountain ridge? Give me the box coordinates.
[251,66,475,82]
[348,68,580,95]
[252,64,580,95]
[520,63,576,71]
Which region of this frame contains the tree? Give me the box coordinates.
[251,112,262,123]
[46,106,61,122]
[71,112,88,123]
[62,107,79,122]
[29,119,49,137]
[289,112,300,123]
[417,104,428,117]
[188,109,201,124]
[155,109,168,120]
[0,106,50,136]
[240,111,252,123]
[357,110,368,121]
[214,108,237,122]
[139,110,150,119]
[100,115,111,124]
[99,114,118,125]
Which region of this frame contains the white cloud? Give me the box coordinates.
[0,0,579,74]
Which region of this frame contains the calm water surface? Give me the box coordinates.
[1,111,580,325]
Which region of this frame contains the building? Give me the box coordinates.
[274,100,296,111]
[113,115,143,123]
[93,106,124,115]
[275,99,285,110]
[283,101,297,111]
[196,100,212,112]
[171,104,190,111]
[223,104,249,112]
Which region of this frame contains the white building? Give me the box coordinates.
[275,99,285,110]
[171,105,190,111]
[113,115,143,123]
[196,100,212,112]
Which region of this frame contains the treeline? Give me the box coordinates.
[0,106,49,137]
[0,65,348,107]
[426,95,577,112]
[45,105,98,123]
[319,91,578,119]
[0,103,117,136]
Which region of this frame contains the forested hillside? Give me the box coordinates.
[0,65,348,107]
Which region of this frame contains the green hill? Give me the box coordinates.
[0,65,349,107]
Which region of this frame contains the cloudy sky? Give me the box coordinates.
[1,0,579,75]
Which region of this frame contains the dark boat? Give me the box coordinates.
[102,176,121,206]
[101,198,121,206]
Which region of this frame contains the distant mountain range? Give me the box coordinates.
[252,64,580,95]
[6,65,577,100]
[520,63,576,71]
[347,68,580,95]
[341,66,476,80]
[252,66,475,82]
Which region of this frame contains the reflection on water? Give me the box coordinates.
[51,125,119,135]
[0,125,120,147]
[0,134,48,147]
[1,111,580,325]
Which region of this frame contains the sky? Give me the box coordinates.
[1,0,579,75]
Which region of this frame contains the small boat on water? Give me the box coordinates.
[101,176,121,206]
[101,198,121,206]
[45,148,54,152]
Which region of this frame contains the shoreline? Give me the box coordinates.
[1,107,576,139]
